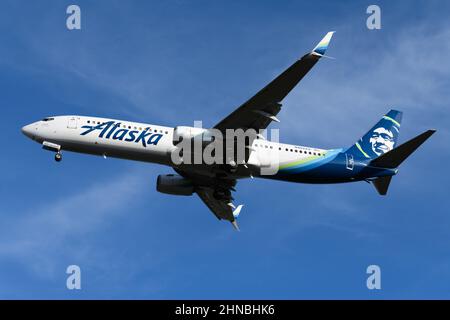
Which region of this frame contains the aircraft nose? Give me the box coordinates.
[21,124,35,139]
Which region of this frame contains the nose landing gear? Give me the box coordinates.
[55,152,62,162]
[42,141,62,163]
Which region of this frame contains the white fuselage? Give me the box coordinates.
[22,115,328,179]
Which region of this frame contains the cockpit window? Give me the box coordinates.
[42,117,55,122]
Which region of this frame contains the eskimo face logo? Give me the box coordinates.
[369,127,394,156]
[80,121,163,148]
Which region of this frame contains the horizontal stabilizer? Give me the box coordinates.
[370,129,436,169]
[372,176,392,195]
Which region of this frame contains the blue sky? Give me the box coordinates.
[1,0,449,299]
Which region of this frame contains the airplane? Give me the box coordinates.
[21,32,435,230]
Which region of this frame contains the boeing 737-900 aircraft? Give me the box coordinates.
[22,32,435,229]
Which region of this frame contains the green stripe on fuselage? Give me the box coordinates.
[279,155,320,170]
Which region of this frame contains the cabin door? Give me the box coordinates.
[67,117,77,129]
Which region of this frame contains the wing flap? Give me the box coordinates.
[196,187,236,222]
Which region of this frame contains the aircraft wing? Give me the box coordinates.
[214,31,335,132]
[174,168,243,229]
[196,186,243,230]
[177,32,335,230]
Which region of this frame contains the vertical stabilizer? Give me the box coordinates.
[347,110,403,160]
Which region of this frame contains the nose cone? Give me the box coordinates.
[21,124,35,139]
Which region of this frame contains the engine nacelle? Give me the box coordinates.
[156,174,194,196]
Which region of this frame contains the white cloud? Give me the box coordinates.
[0,168,149,278]
[281,25,450,148]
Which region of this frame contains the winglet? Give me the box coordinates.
[233,205,244,218]
[231,204,244,231]
[312,31,335,56]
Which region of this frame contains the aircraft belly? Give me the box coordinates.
[54,138,171,165]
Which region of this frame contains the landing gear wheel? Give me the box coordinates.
[55,152,62,162]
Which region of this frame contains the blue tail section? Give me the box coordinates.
[346,110,403,160]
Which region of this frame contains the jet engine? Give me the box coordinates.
[156,174,194,196]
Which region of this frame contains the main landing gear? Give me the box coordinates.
[55,152,62,162]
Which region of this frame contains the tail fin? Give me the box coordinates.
[370,129,436,169]
[347,110,403,160]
